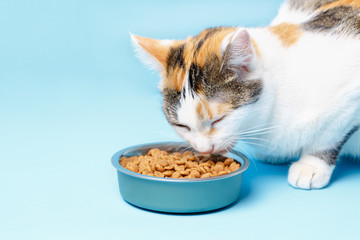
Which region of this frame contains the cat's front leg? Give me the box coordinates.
[288,154,335,189]
[288,126,359,189]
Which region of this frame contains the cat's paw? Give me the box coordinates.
[288,156,335,189]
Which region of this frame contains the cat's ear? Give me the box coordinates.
[130,34,172,72]
[222,29,256,74]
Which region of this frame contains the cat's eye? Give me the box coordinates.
[211,115,226,127]
[174,123,190,131]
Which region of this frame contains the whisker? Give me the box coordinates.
[233,144,257,171]
[237,136,272,143]
[237,131,275,137]
[235,125,280,136]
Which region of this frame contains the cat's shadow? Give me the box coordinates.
[240,157,360,199]
[237,159,289,202]
[129,158,359,215]
[330,157,360,183]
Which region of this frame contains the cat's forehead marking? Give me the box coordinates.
[196,98,214,120]
[195,97,234,121]
[163,27,237,92]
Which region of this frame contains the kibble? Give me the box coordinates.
[120,149,241,179]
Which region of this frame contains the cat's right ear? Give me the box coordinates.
[130,33,172,73]
[221,29,257,74]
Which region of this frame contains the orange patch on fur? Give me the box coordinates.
[162,39,196,92]
[176,68,185,91]
[318,0,360,11]
[209,127,217,136]
[196,98,214,120]
[133,35,171,68]
[251,38,261,58]
[194,28,236,67]
[182,39,196,67]
[196,102,202,115]
[201,99,213,120]
[216,103,232,116]
[268,23,302,48]
[164,67,186,92]
[162,41,187,91]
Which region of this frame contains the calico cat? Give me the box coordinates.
[131,0,360,189]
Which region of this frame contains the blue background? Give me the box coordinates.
[1,0,359,239]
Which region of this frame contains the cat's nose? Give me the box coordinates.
[198,145,214,154]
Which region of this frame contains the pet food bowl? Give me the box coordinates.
[111,142,249,213]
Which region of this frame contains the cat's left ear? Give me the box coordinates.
[130,34,172,72]
[222,29,257,74]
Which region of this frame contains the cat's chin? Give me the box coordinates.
[211,148,234,157]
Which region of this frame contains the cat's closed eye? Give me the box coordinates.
[174,123,191,131]
[211,115,226,127]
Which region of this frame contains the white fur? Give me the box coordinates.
[220,32,234,53]
[246,29,360,160]
[270,1,315,25]
[175,76,249,153]
[241,28,360,190]
[175,77,215,153]
[174,6,360,189]
[132,2,360,189]
[176,95,259,153]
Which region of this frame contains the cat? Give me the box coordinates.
[130,0,360,190]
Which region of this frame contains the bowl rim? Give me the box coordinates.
[111,141,250,182]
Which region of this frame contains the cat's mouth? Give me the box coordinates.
[212,143,236,155]
[198,147,232,155]
[191,142,236,155]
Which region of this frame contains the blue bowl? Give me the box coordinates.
[111,142,249,213]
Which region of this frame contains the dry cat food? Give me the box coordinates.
[120,148,241,179]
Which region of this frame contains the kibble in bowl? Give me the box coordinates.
[120,149,241,179]
[112,142,249,213]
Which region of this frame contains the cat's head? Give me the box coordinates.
[131,27,263,154]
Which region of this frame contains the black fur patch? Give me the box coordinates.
[195,39,205,53]
[167,44,185,72]
[188,63,203,93]
[194,27,225,53]
[189,52,262,109]
[162,88,181,122]
[303,6,360,36]
[287,0,337,12]
[313,125,359,165]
